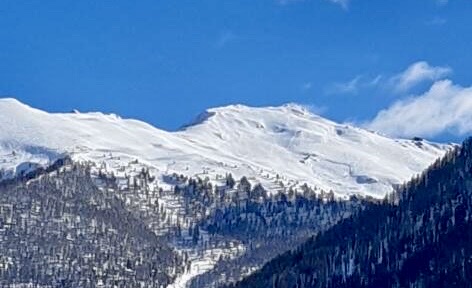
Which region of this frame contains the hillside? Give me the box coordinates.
[0,160,182,287]
[232,138,472,288]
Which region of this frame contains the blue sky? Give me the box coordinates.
[0,0,471,141]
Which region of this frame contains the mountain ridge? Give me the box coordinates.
[0,98,452,198]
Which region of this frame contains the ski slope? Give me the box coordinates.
[0,98,451,198]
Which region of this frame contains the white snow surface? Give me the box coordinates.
[0,98,451,198]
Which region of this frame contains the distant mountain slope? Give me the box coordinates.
[231,138,472,288]
[0,98,451,198]
[0,161,182,287]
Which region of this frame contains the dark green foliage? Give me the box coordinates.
[232,138,472,288]
[0,163,182,287]
[226,173,236,189]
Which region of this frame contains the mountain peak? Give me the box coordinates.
[0,97,34,110]
[0,97,24,104]
[181,103,322,131]
[206,103,313,115]
[0,99,452,198]
[280,103,312,114]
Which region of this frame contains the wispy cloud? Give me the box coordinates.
[276,0,349,10]
[436,0,448,6]
[302,103,328,115]
[326,75,382,95]
[301,82,313,92]
[276,0,304,5]
[215,31,238,49]
[328,61,451,96]
[327,76,362,94]
[389,61,451,93]
[425,17,447,26]
[328,0,349,10]
[367,80,472,138]
[329,61,464,138]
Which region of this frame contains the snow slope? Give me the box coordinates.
[0,98,451,198]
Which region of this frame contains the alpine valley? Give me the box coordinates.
[0,98,455,287]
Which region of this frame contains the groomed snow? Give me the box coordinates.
[0,98,451,198]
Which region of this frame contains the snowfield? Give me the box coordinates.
[0,98,451,198]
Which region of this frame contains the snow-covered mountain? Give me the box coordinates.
[0,98,450,198]
[0,98,455,287]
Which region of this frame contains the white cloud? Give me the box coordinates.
[437,0,448,6]
[328,76,362,94]
[367,80,472,138]
[328,0,349,10]
[304,103,328,115]
[215,31,238,48]
[390,61,451,93]
[276,0,349,9]
[301,82,313,91]
[426,17,447,26]
[327,61,451,97]
[327,75,381,94]
[329,62,465,139]
[276,0,303,5]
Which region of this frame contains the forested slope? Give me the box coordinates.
[232,138,472,288]
[0,161,182,287]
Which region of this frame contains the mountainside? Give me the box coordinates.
[232,138,472,288]
[1,153,369,288]
[0,98,456,287]
[0,98,451,198]
[0,160,182,287]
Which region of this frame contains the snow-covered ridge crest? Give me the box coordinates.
[180,103,313,130]
[0,98,452,198]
